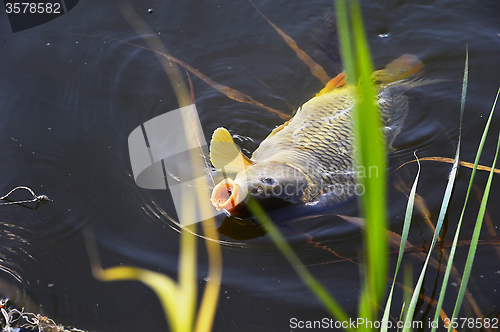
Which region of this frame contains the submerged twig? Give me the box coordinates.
[392,156,500,175]
[73,34,291,120]
[248,0,331,85]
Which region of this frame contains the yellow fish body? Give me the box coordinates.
[210,54,424,216]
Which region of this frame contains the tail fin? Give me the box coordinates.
[373,54,424,84]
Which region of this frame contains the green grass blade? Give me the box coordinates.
[447,92,500,331]
[401,50,470,332]
[349,2,388,309]
[334,0,354,81]
[247,199,354,332]
[430,47,469,331]
[402,143,460,331]
[458,44,468,137]
[433,87,499,331]
[381,154,421,332]
[335,0,388,324]
[450,132,500,326]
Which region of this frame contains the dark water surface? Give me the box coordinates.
[1,0,500,331]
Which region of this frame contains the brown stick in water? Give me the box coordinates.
[392,156,500,175]
[74,34,291,120]
[248,0,331,86]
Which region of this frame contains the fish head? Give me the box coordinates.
[244,163,307,202]
[211,162,308,217]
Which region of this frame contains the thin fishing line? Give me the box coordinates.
[0,186,52,206]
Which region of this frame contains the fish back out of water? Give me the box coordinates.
[210,54,426,216]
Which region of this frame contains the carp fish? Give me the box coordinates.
[209,54,424,217]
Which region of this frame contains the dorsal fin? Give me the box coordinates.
[373,54,424,84]
[316,72,348,96]
[210,127,253,173]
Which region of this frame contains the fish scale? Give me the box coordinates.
[252,87,357,203]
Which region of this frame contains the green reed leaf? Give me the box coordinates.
[381,154,420,332]
[401,49,469,332]
[335,0,388,325]
[447,88,500,331]
[430,46,470,331]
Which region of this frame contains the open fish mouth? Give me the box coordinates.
[210,178,244,211]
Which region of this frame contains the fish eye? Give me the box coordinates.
[261,177,276,186]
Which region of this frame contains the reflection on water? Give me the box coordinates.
[0,0,500,330]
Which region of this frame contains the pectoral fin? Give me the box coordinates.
[210,127,254,173]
